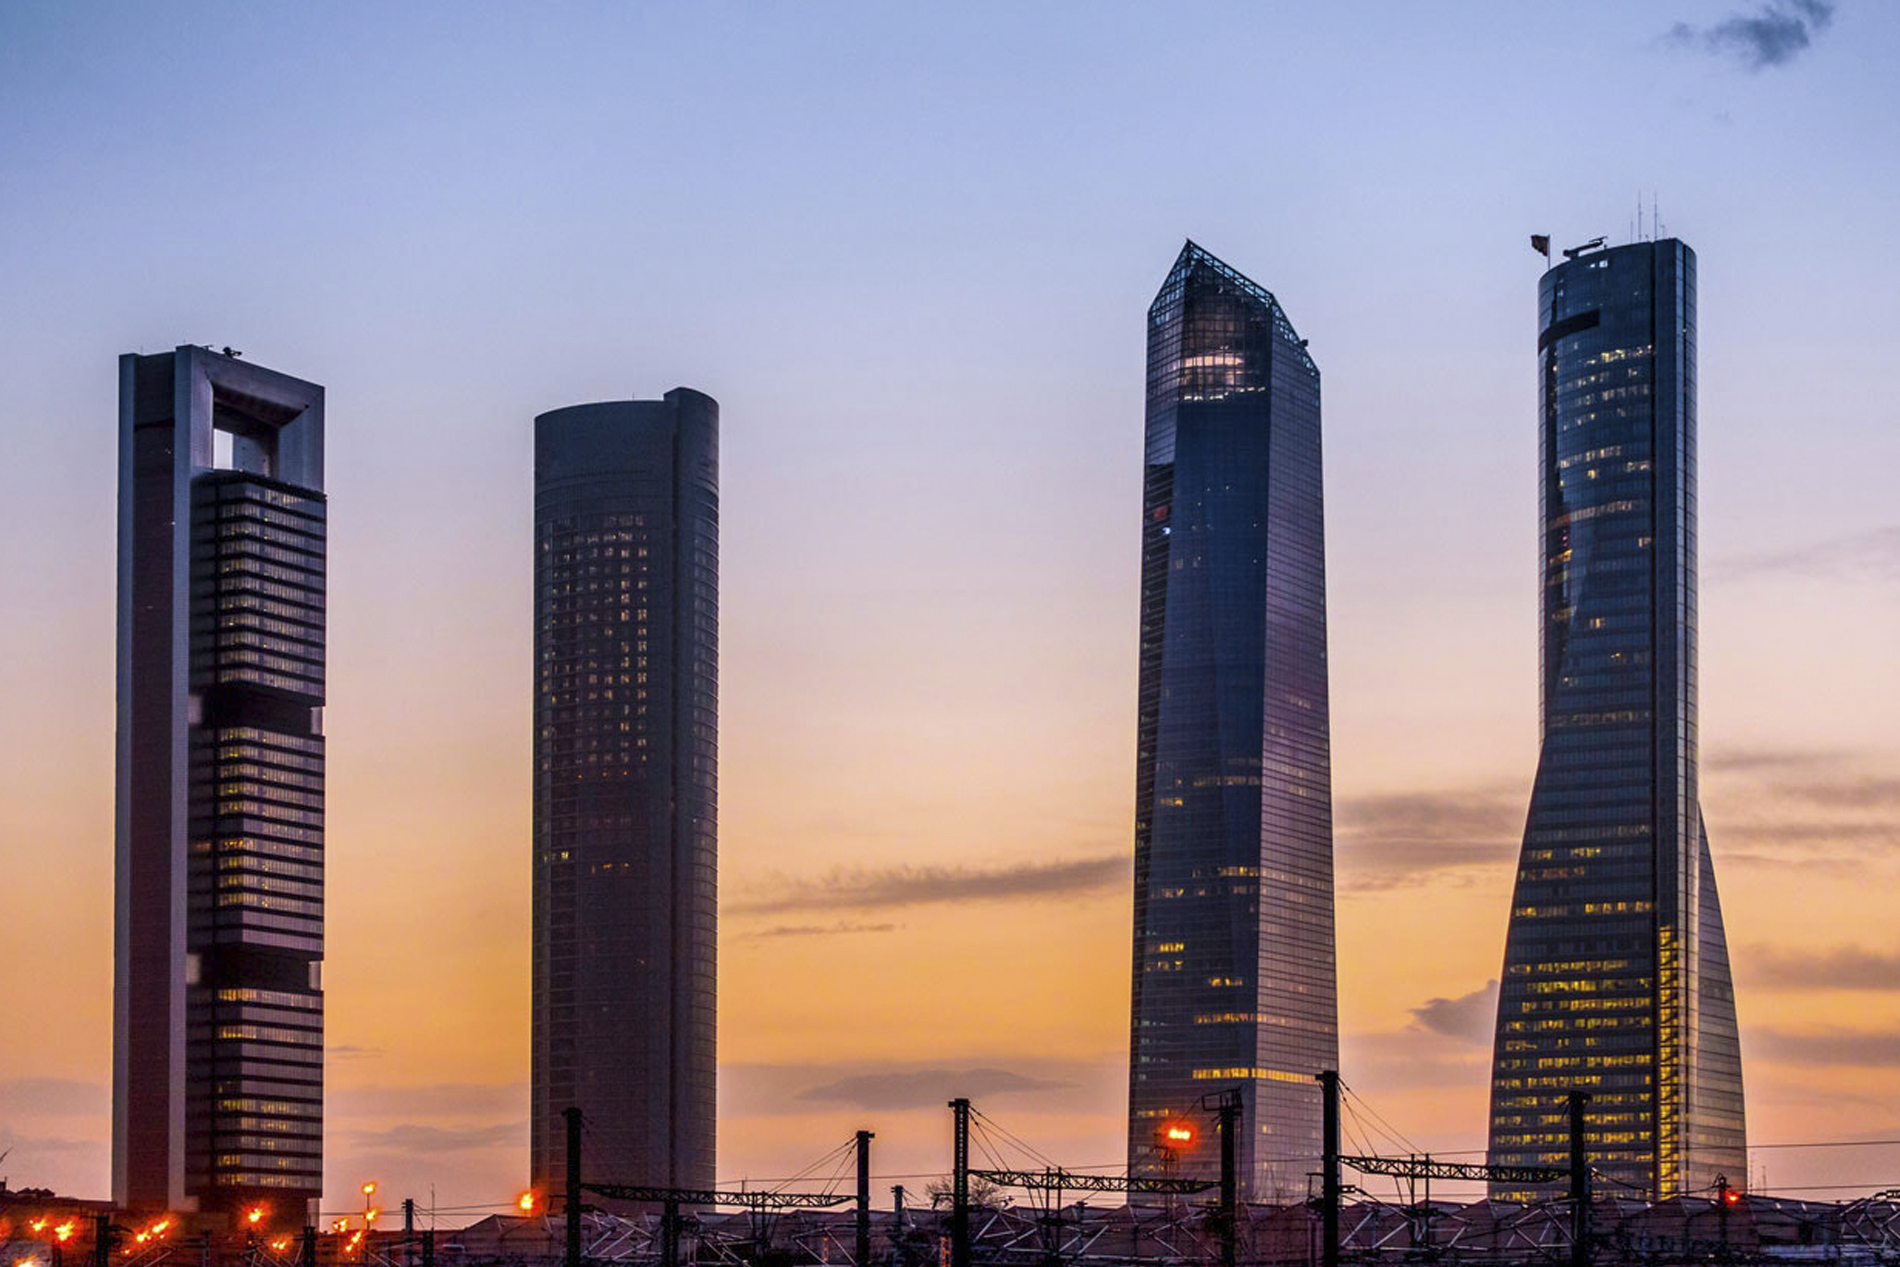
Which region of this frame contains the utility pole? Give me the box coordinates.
[1317,1071,1341,1267]
[1716,1174,1732,1258]
[856,1130,875,1267]
[299,1226,316,1267]
[661,1200,680,1267]
[564,1106,583,1267]
[1568,1092,1591,1267]
[402,1199,415,1267]
[1211,1091,1241,1267]
[949,1099,972,1267]
[92,1216,113,1267]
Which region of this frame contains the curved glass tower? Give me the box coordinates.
[531,390,718,1197]
[1488,239,1745,1199]
[1127,243,1337,1201]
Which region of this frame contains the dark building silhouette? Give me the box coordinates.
[531,390,718,1197]
[115,347,326,1218]
[1126,243,1338,1201]
[1489,238,1746,1198]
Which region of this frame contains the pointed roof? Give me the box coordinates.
[1152,239,1316,375]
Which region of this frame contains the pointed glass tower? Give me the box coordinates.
[1488,238,1746,1199]
[1126,243,1338,1201]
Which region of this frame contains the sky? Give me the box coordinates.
[2,0,1897,1220]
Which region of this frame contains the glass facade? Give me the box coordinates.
[117,348,326,1218]
[1488,239,1746,1199]
[531,391,718,1199]
[1128,243,1337,1202]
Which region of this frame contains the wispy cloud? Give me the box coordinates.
[0,1078,105,1117]
[734,919,899,941]
[1335,787,1523,891]
[338,1121,527,1153]
[720,1057,1122,1118]
[1713,523,1900,580]
[1408,980,1499,1045]
[728,854,1125,916]
[1666,0,1836,70]
[1744,945,1900,991]
[799,1067,1072,1111]
[1749,1026,1900,1068]
[329,1081,526,1118]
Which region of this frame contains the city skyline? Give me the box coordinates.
[3,1,1897,1216]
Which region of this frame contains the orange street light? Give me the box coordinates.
[1160,1121,1196,1148]
[517,1192,537,1214]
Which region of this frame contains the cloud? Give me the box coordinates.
[1749,1026,1900,1068]
[0,1078,105,1117]
[338,1120,526,1153]
[1714,523,1900,580]
[720,1057,1122,1118]
[327,1044,385,1059]
[1706,747,1838,773]
[728,854,1125,916]
[329,1081,526,1118]
[1408,981,1499,1045]
[1334,787,1523,891]
[1744,945,1900,990]
[798,1067,1073,1111]
[735,920,899,941]
[1667,0,1836,70]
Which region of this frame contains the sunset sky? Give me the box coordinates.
[2,0,1897,1219]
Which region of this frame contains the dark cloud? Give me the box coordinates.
[1408,981,1500,1045]
[736,920,899,941]
[1714,523,1900,580]
[798,1067,1072,1111]
[339,1120,526,1153]
[1334,787,1523,891]
[1743,945,1900,990]
[326,1044,385,1059]
[729,854,1125,916]
[1667,0,1836,70]
[1749,1027,1900,1068]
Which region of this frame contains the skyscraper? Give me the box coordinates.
[115,347,326,1219]
[1127,243,1337,1201]
[1488,238,1746,1199]
[531,390,718,1197]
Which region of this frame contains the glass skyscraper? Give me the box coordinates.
[531,390,718,1198]
[1488,238,1746,1199]
[115,347,327,1219]
[1127,243,1338,1201]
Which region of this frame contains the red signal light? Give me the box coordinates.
[1724,1188,1743,1205]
